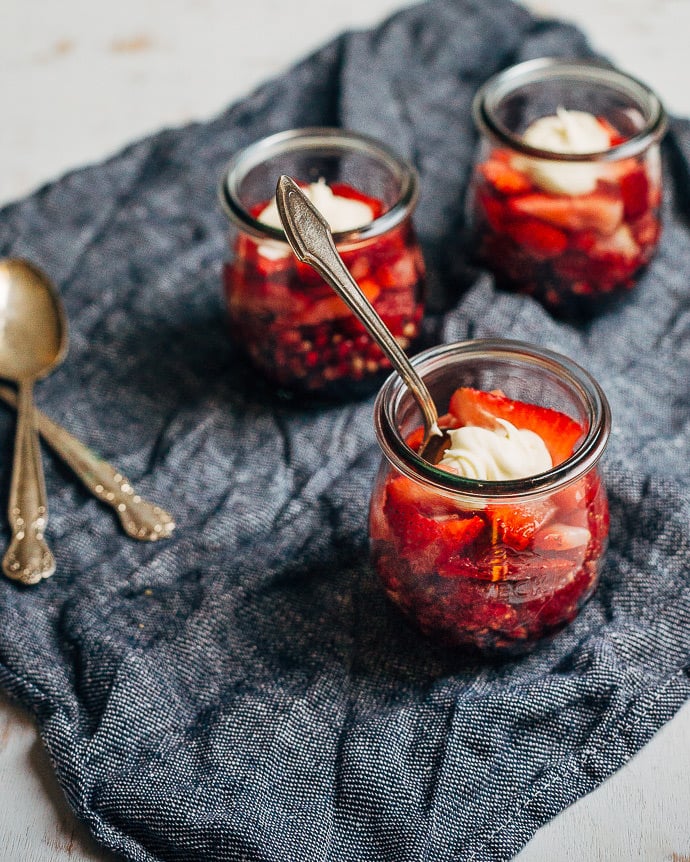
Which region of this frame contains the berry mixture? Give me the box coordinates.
[470,119,661,316]
[223,183,425,396]
[369,387,610,654]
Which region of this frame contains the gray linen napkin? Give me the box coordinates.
[1,1,689,860]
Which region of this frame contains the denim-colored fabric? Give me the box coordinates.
[1,1,689,860]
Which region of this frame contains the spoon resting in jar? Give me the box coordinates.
[275,175,449,462]
[0,258,67,583]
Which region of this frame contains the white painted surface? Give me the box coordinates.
[1,1,690,860]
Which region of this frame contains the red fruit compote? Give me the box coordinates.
[470,59,667,317]
[370,339,611,656]
[219,128,425,397]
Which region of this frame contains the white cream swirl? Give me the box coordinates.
[257,178,374,233]
[438,419,552,481]
[515,107,612,196]
[254,178,375,260]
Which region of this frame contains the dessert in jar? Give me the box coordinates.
[219,128,425,397]
[369,339,611,655]
[469,58,667,317]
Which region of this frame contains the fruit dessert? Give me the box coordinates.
[470,108,662,316]
[223,179,425,396]
[369,385,610,654]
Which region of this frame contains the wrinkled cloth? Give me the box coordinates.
[1,1,690,860]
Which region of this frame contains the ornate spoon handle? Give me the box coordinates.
[3,382,56,584]
[0,384,175,542]
[275,175,445,459]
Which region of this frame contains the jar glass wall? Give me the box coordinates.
[219,128,426,397]
[468,58,667,317]
[370,339,611,655]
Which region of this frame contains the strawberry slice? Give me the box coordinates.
[386,496,484,554]
[504,218,568,259]
[480,159,533,195]
[384,475,485,555]
[533,523,591,552]
[508,192,623,236]
[385,472,456,518]
[619,167,650,220]
[590,224,639,263]
[476,189,508,232]
[490,499,557,551]
[448,387,584,466]
[596,116,626,146]
[630,211,660,249]
[296,277,381,325]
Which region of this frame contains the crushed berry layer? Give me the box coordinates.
[224,185,425,396]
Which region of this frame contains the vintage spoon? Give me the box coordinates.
[275,175,449,462]
[0,258,67,583]
[0,383,175,542]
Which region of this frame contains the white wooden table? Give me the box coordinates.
[2,1,690,859]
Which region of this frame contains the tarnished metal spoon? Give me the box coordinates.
[0,258,67,584]
[275,175,449,462]
[0,384,175,543]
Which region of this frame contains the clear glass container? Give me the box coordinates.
[468,58,667,317]
[370,339,611,655]
[219,127,425,397]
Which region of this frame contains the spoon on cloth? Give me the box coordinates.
[275,175,449,463]
[0,383,175,543]
[0,258,66,583]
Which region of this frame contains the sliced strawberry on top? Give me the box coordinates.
[508,191,623,236]
[479,159,533,195]
[448,387,584,467]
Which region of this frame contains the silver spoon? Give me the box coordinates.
[275,175,449,462]
[0,383,175,542]
[0,258,67,583]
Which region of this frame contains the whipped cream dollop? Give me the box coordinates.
[254,178,375,260]
[258,178,375,233]
[438,419,552,481]
[515,107,611,195]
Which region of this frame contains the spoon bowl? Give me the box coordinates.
[0,258,67,584]
[275,175,449,461]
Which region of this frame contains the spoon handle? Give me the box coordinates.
[3,383,56,584]
[275,175,440,437]
[0,385,175,543]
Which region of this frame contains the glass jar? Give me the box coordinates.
[468,58,667,317]
[369,339,611,655]
[219,128,425,397]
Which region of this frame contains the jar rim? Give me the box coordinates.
[218,126,419,243]
[473,57,667,162]
[374,338,611,502]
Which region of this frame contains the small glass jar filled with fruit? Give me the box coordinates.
[370,339,611,655]
[469,58,667,317]
[219,128,425,397]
